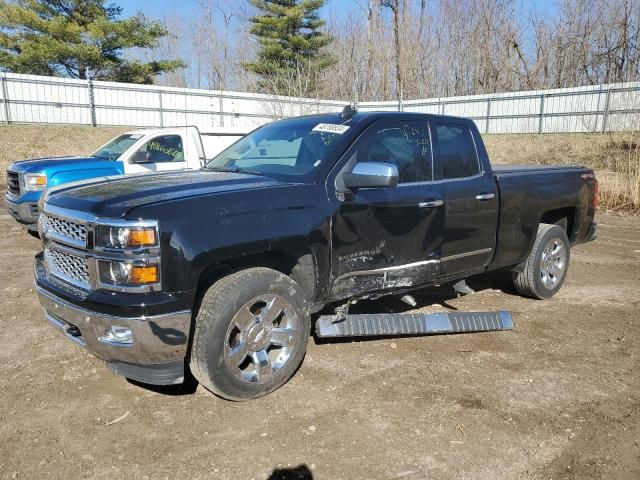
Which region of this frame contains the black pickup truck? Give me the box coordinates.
[34,111,597,400]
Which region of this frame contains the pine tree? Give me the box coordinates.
[244,0,335,96]
[0,0,183,83]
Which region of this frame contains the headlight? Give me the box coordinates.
[24,173,47,191]
[97,260,160,290]
[93,219,160,292]
[95,224,158,249]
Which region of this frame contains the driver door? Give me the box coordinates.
[329,118,446,300]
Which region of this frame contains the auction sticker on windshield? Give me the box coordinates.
[312,123,350,134]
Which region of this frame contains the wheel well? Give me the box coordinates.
[186,249,317,366]
[540,207,576,240]
[194,249,317,308]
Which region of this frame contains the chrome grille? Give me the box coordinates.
[42,214,87,246]
[44,248,90,288]
[7,170,20,196]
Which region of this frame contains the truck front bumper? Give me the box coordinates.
[36,285,192,386]
[5,195,39,228]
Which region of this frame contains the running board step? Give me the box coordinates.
[316,311,513,338]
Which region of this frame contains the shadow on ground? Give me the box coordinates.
[126,369,199,396]
[268,464,313,479]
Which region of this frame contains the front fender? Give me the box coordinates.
[127,185,333,300]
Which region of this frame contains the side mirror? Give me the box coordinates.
[342,162,399,190]
[133,151,153,164]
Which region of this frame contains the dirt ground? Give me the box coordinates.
[0,211,638,480]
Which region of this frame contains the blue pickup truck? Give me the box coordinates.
[5,126,248,230]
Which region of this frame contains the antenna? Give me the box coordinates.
[341,104,358,120]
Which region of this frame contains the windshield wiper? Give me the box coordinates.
[205,166,264,176]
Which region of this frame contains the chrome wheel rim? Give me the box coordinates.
[223,294,299,383]
[540,237,567,289]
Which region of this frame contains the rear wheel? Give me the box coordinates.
[513,223,570,299]
[190,267,310,401]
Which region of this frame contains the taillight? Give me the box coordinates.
[593,178,599,210]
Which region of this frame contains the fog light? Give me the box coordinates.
[98,326,134,346]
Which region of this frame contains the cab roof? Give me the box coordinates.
[271,110,472,126]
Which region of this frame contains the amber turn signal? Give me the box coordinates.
[128,228,156,247]
[129,265,159,284]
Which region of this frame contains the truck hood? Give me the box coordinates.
[9,156,114,173]
[44,170,293,218]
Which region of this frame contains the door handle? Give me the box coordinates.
[475,193,495,201]
[418,200,444,208]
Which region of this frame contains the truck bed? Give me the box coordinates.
[490,163,596,270]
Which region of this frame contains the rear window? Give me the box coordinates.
[434,124,480,179]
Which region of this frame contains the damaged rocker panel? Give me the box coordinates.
[329,259,440,300]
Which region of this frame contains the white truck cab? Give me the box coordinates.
[5,126,251,229]
[101,126,251,175]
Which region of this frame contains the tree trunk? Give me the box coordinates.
[388,0,403,108]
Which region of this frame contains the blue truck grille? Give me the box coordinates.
[7,170,20,196]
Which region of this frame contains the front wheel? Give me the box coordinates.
[512,223,570,299]
[190,267,311,401]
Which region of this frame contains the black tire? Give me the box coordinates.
[512,223,571,299]
[190,267,311,401]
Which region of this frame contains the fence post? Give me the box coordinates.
[87,79,96,127]
[538,93,545,134]
[1,74,10,124]
[218,90,224,127]
[601,87,611,134]
[593,89,602,133]
[441,100,446,115]
[485,97,492,134]
[158,90,164,128]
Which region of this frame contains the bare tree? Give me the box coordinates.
[149,0,640,101]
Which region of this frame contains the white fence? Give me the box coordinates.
[1,72,639,134]
[359,83,640,134]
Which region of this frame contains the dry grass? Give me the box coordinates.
[0,124,126,190]
[1,124,638,213]
[484,133,640,213]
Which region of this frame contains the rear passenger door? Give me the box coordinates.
[432,121,498,277]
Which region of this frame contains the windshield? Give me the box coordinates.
[205,117,351,177]
[92,134,142,160]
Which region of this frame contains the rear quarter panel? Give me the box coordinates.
[491,167,596,269]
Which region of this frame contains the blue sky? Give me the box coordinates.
[117,0,345,18]
[117,0,557,22]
